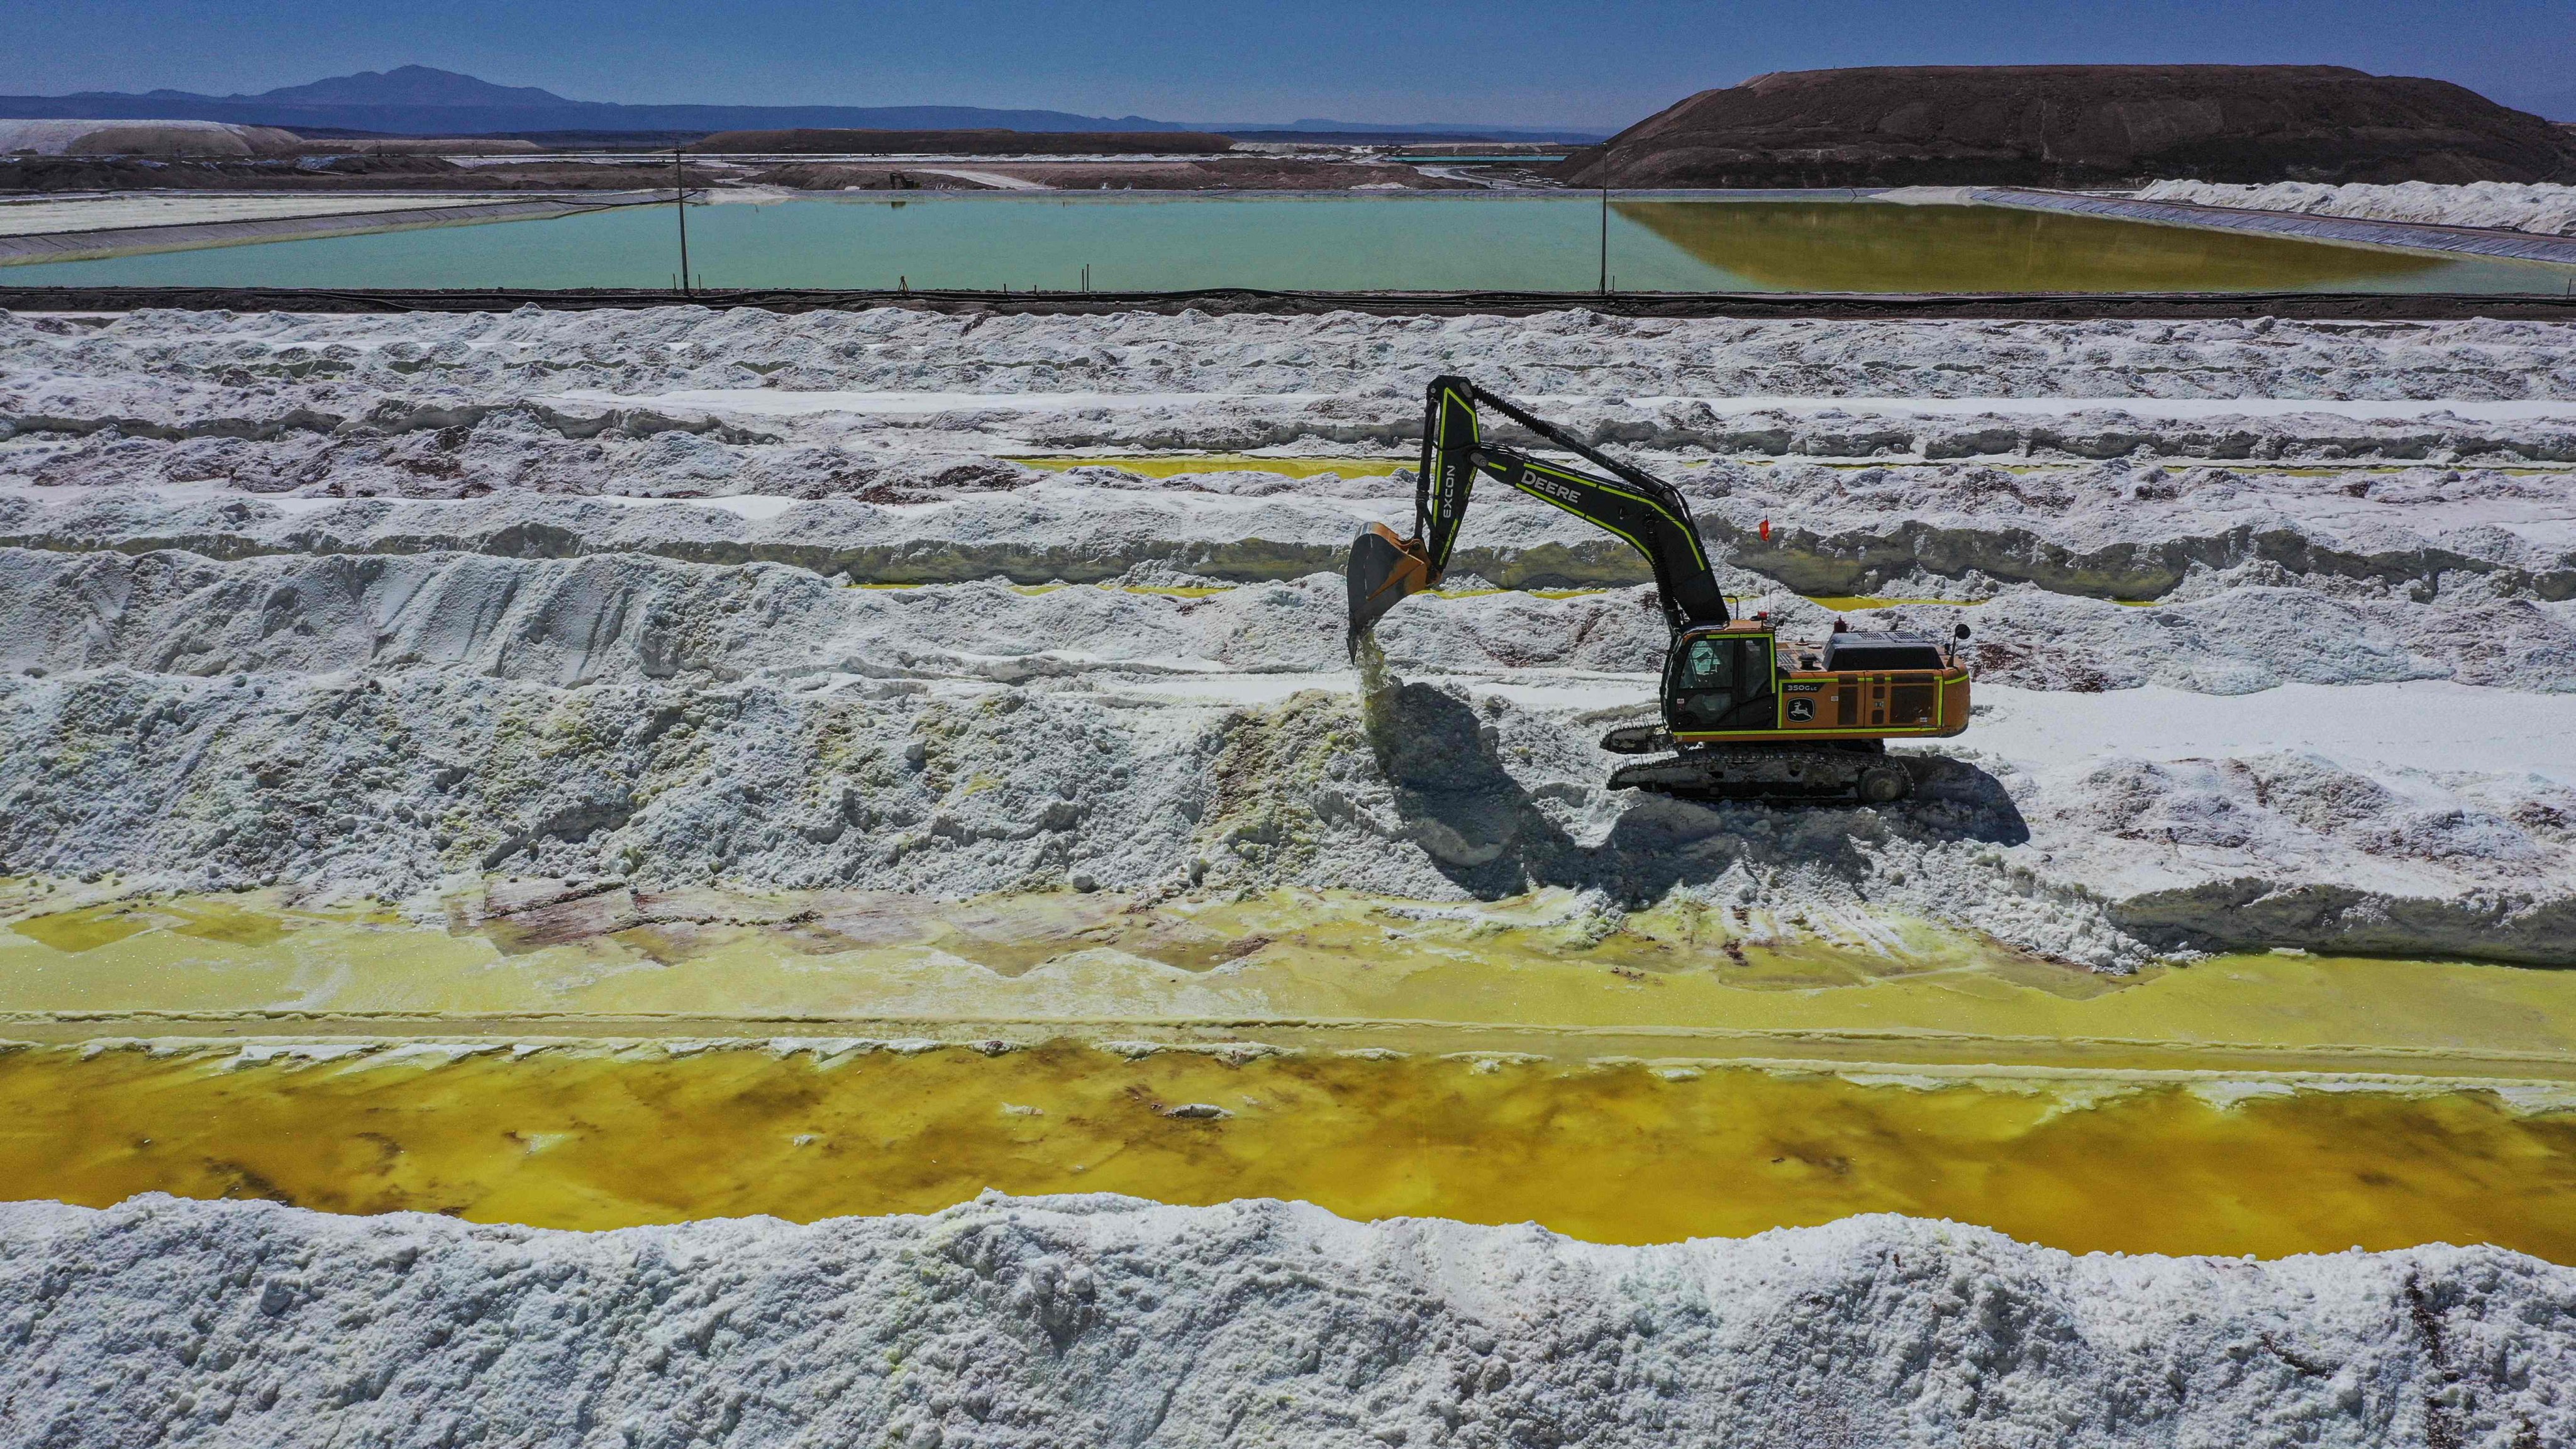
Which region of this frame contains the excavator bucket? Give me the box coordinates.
[1345,523,1437,659]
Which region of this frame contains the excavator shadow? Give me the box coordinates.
[1366,681,2029,903]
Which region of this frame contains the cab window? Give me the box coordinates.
[1678,638,1737,692]
[1668,636,1775,731]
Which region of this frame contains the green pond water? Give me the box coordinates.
[9,194,2571,294]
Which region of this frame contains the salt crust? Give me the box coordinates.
[6,309,2576,965]
[3,548,2568,695]
[0,1192,2566,1448]
[8,309,2575,1443]
[7,308,2576,425]
[7,453,2576,602]
[67,1036,2576,1111]
[1,543,2570,964]
[8,308,2576,611]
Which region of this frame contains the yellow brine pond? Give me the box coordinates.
[6,880,2573,1258]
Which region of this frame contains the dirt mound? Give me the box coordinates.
[1558,65,2576,188]
[0,153,475,192]
[692,128,1235,155]
[748,162,982,191]
[308,137,543,155]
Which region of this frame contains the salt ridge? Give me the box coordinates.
[1,1192,2565,1448]
[2136,180,2576,238]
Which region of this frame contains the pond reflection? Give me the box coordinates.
[1618,198,2442,291]
[1618,199,2445,292]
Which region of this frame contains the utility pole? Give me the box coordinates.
[673,148,692,297]
[1597,153,1609,296]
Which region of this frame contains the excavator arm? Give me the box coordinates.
[1346,375,1729,655]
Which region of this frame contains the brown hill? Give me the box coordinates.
[689,128,1234,156]
[1558,66,2576,188]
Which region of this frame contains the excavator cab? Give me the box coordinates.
[1344,375,1974,805]
[1665,625,1777,733]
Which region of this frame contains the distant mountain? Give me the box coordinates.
[3,65,1198,136]
[248,66,572,109]
[0,65,1605,142]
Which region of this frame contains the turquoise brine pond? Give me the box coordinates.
[9,194,2572,294]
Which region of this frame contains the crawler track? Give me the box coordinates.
[1608,743,1914,804]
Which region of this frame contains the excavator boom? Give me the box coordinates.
[1346,375,1729,657]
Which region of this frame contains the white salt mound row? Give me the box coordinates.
[9,310,2576,431]
[2135,180,2576,238]
[5,548,2567,695]
[3,552,2572,966]
[9,453,2576,604]
[2,1193,2565,1449]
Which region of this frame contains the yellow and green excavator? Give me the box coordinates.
[1346,375,1972,804]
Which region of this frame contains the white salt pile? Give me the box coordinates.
[8,306,2576,426]
[0,118,301,157]
[2135,180,2576,238]
[2,1192,2565,1448]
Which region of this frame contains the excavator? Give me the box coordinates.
[1346,375,1971,804]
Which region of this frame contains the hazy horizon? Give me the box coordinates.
[6,0,2574,129]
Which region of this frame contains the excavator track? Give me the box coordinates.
[1607,743,1914,805]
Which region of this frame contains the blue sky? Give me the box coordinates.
[8,0,2573,128]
